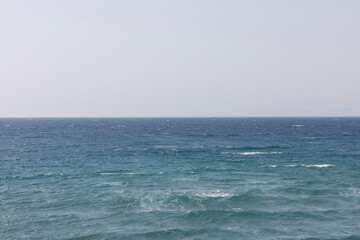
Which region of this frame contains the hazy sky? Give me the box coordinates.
[1,0,359,117]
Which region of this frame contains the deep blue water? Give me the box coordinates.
[1,118,360,240]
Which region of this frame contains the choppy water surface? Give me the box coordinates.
[1,118,360,239]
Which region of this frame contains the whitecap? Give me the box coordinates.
[240,152,282,155]
[292,125,303,127]
[38,173,64,176]
[260,165,277,168]
[221,152,231,155]
[302,164,335,168]
[340,187,360,197]
[107,182,127,186]
[99,173,118,175]
[240,152,264,155]
[232,208,244,212]
[124,172,148,175]
[196,191,233,198]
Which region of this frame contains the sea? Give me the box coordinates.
[1,118,360,240]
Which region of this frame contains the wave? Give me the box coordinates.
[240,151,282,155]
[65,233,112,240]
[5,172,65,180]
[285,164,335,168]
[184,209,331,223]
[135,190,262,213]
[121,227,241,240]
[340,187,360,197]
[124,172,150,175]
[302,164,335,168]
[226,145,285,150]
[137,189,267,213]
[260,165,278,168]
[302,137,318,139]
[221,151,282,155]
[195,191,234,198]
[98,181,127,187]
[302,236,360,240]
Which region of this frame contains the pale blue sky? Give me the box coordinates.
[1,0,359,117]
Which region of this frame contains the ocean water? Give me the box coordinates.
[1,118,360,240]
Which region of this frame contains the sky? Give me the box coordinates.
[1,0,359,117]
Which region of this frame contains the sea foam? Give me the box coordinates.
[302,164,335,168]
[240,152,282,155]
[221,151,282,155]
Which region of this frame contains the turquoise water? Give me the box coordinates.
[1,118,360,239]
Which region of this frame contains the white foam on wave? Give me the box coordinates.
[340,187,360,197]
[100,173,118,175]
[222,151,282,155]
[241,152,264,155]
[124,172,148,175]
[262,164,335,168]
[302,164,335,168]
[232,208,244,212]
[17,173,65,179]
[196,191,233,198]
[108,182,127,186]
[220,152,231,155]
[99,181,127,187]
[42,173,64,176]
[292,125,303,127]
[240,152,282,155]
[177,178,197,181]
[260,165,277,168]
